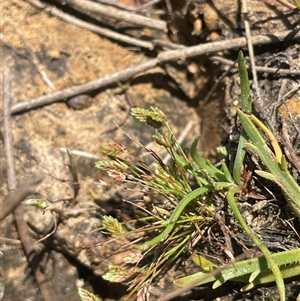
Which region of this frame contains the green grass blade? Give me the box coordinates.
[242,262,300,291]
[190,137,227,181]
[233,51,252,184]
[226,187,285,300]
[237,51,252,114]
[174,248,300,289]
[232,131,248,185]
[139,186,212,250]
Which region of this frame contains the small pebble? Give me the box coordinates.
[67,94,93,110]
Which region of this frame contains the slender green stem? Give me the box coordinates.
[174,248,300,288]
[226,187,285,301]
[139,186,212,250]
[233,51,252,184]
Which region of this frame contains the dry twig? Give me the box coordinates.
[2,62,55,301]
[60,148,98,159]
[242,0,262,104]
[99,89,133,135]
[3,22,55,90]
[133,0,163,13]
[212,56,300,75]
[53,0,167,31]
[11,29,300,115]
[25,0,154,50]
[202,59,238,104]
[95,0,136,11]
[273,0,296,9]
[281,120,300,174]
[1,172,45,222]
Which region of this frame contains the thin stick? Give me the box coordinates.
[11,29,300,115]
[279,82,300,103]
[53,0,167,31]
[11,59,158,114]
[25,0,154,50]
[3,64,16,184]
[212,56,300,75]
[3,22,55,90]
[1,171,45,222]
[281,120,300,174]
[0,35,32,60]
[162,121,196,164]
[60,148,98,159]
[95,0,136,11]
[99,89,132,135]
[242,0,262,105]
[274,0,296,9]
[0,237,22,245]
[202,59,238,104]
[34,213,57,244]
[2,62,55,301]
[133,0,163,13]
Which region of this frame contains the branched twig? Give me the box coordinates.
[25,0,154,50]
[2,62,55,301]
[11,29,300,115]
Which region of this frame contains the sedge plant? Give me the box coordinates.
[92,51,300,301]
